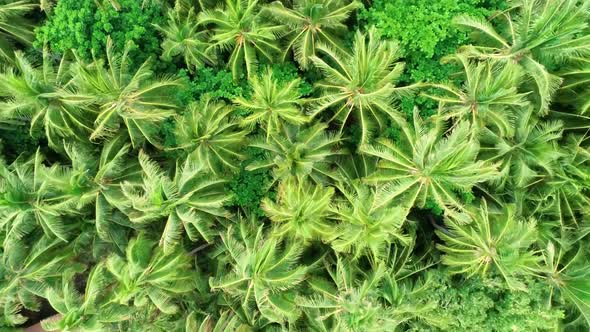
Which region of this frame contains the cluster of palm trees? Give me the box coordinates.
[0,0,589,330]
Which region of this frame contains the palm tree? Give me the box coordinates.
[0,1,37,62]
[330,181,410,263]
[541,242,590,326]
[0,235,80,327]
[234,67,308,139]
[42,263,132,331]
[105,234,197,314]
[0,151,77,245]
[265,0,361,69]
[120,151,230,253]
[72,37,184,149]
[157,7,215,72]
[362,111,499,221]
[299,257,402,331]
[525,134,590,229]
[247,123,342,183]
[423,54,529,137]
[210,217,307,325]
[454,0,590,112]
[558,56,590,115]
[41,137,141,250]
[479,106,564,190]
[309,27,416,145]
[261,177,335,243]
[198,0,285,80]
[436,200,540,290]
[0,50,95,148]
[174,96,249,175]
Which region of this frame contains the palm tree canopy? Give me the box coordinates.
[247,123,343,183]
[174,96,249,174]
[437,200,540,290]
[157,7,215,71]
[362,110,499,221]
[265,0,361,68]
[73,37,184,149]
[235,67,308,138]
[424,54,529,138]
[0,50,95,148]
[454,0,590,112]
[262,177,336,242]
[310,26,416,145]
[198,0,286,80]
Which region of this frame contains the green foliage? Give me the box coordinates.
[36,0,165,64]
[173,96,249,174]
[265,0,362,69]
[265,61,313,96]
[0,0,37,63]
[184,67,249,101]
[227,164,273,217]
[409,271,564,331]
[362,0,505,83]
[310,27,416,145]
[1,0,590,329]
[198,0,285,80]
[236,67,308,138]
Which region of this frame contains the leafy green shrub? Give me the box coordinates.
[35,0,165,63]
[226,147,275,217]
[410,272,564,331]
[362,0,506,83]
[184,67,249,101]
[265,61,313,96]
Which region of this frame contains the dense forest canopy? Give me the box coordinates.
[0,0,589,331]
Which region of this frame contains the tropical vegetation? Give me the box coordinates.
[0,0,589,331]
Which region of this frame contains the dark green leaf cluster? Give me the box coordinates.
[35,0,165,63]
[362,0,506,83]
[409,272,565,331]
